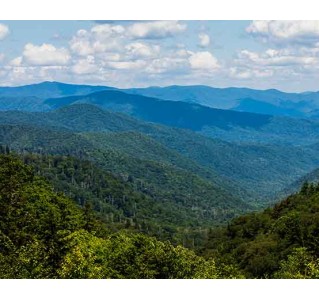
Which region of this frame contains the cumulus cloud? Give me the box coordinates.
[107,60,147,70]
[145,57,187,74]
[125,42,160,59]
[229,67,274,79]
[91,24,125,43]
[0,21,225,87]
[247,20,319,45]
[70,27,122,56]
[9,56,22,66]
[0,24,9,40]
[127,21,187,39]
[198,33,210,48]
[189,51,219,71]
[71,55,99,75]
[21,43,71,66]
[236,48,319,67]
[228,44,319,82]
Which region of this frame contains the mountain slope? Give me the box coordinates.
[202,183,319,278]
[44,90,273,130]
[0,96,49,112]
[0,124,250,229]
[1,104,319,200]
[233,98,304,118]
[44,90,319,146]
[0,153,228,279]
[124,85,319,118]
[0,81,111,99]
[3,81,319,118]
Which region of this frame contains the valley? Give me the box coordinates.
[1,81,319,278]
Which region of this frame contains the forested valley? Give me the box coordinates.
[1,82,319,279]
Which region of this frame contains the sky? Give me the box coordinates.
[1,20,319,92]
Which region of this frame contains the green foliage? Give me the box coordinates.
[274,248,319,279]
[19,152,240,244]
[202,183,319,278]
[58,230,219,279]
[3,103,319,202]
[0,122,251,233]
[0,154,228,279]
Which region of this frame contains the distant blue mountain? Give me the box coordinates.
[0,81,112,99]
[44,89,319,146]
[44,89,273,131]
[2,81,319,118]
[233,98,305,118]
[123,85,319,119]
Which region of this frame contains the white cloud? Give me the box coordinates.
[229,67,274,79]
[127,21,187,39]
[125,42,160,59]
[71,56,99,75]
[145,57,187,74]
[189,51,219,71]
[198,33,210,48]
[0,24,9,40]
[9,56,22,66]
[247,21,319,45]
[70,30,94,56]
[91,24,125,39]
[70,27,122,57]
[107,60,147,70]
[229,45,319,82]
[0,22,226,88]
[236,48,319,67]
[21,43,71,66]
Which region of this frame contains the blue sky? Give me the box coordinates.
[1,20,319,92]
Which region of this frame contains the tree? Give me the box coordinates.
[274,247,319,279]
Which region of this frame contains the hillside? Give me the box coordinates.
[279,165,319,198]
[0,96,49,112]
[2,81,319,119]
[0,153,236,279]
[124,85,319,119]
[20,152,223,244]
[44,90,319,146]
[0,81,111,99]
[201,183,319,278]
[1,104,319,200]
[0,125,251,231]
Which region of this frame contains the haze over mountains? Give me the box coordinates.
[2,81,319,119]
[123,85,319,119]
[0,81,319,205]
[2,80,319,278]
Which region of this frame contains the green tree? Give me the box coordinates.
[274,247,319,279]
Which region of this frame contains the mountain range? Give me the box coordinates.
[2,81,319,120]
[1,81,319,278]
[1,82,319,205]
[124,85,319,119]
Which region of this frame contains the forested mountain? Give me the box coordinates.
[0,81,111,100]
[279,166,319,198]
[1,152,319,278]
[0,124,251,236]
[0,96,49,112]
[1,104,319,200]
[3,82,319,146]
[201,182,319,278]
[1,81,319,279]
[0,153,241,279]
[20,152,221,245]
[3,81,319,119]
[44,90,319,146]
[124,85,319,119]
